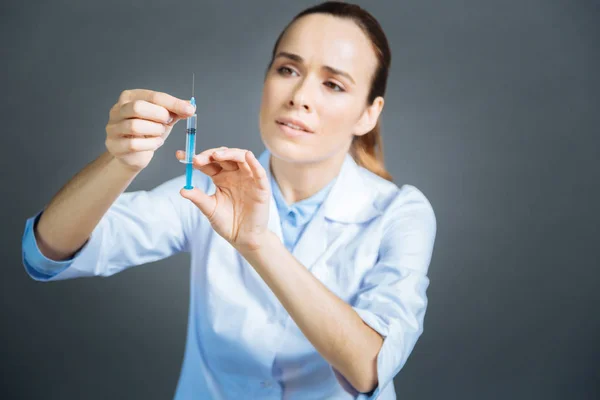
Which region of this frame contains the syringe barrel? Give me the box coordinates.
[185,132,196,163]
[185,114,197,163]
[186,114,197,130]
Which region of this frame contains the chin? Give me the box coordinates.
[259,121,313,162]
[262,136,348,168]
[262,134,314,163]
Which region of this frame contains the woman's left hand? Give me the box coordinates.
[177,147,271,253]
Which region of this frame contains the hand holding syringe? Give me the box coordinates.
[105,89,195,173]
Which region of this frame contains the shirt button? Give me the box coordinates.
[287,210,297,224]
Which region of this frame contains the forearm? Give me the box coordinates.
[240,233,383,393]
[35,151,140,261]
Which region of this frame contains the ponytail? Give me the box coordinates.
[350,121,393,182]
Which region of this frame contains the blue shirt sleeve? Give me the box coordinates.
[21,209,78,279]
[21,173,208,282]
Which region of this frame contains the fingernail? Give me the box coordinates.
[186,104,195,114]
[214,150,223,156]
[167,117,173,123]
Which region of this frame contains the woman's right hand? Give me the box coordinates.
[105,89,196,172]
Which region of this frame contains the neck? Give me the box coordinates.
[270,151,347,204]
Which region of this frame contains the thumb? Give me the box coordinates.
[180,187,216,217]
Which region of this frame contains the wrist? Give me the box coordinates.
[236,231,280,259]
[109,155,144,177]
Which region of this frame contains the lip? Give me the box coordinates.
[275,117,314,133]
[277,121,312,138]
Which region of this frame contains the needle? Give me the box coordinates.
[191,72,196,107]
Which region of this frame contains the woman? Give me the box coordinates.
[22,2,436,399]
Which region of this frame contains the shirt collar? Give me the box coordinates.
[270,169,335,227]
[258,148,382,224]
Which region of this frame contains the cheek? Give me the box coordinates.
[259,83,271,112]
[260,80,282,117]
[319,101,358,138]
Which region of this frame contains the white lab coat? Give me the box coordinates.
[22,149,437,399]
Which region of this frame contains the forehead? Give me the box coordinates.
[277,13,377,84]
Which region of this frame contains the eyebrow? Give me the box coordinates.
[274,51,356,85]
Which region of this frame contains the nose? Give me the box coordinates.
[288,82,312,112]
[288,97,310,112]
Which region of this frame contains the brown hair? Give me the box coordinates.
[266,1,393,181]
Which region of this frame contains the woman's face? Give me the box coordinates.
[259,13,383,165]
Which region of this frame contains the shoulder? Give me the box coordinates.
[356,168,437,272]
[358,165,437,240]
[358,166,435,220]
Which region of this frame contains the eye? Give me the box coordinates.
[277,66,297,76]
[276,66,345,92]
[325,81,345,92]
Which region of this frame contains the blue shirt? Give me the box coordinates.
[21,149,437,399]
[270,170,336,253]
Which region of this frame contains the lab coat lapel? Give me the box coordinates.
[291,205,328,271]
[321,154,382,224]
[292,153,382,270]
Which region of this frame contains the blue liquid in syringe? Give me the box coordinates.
[184,135,195,189]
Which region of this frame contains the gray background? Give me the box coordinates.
[1,0,598,399]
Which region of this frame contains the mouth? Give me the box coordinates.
[276,121,313,138]
[275,118,314,134]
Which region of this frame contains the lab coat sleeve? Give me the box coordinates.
[21,173,207,282]
[352,187,437,399]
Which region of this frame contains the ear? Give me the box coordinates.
[354,96,384,137]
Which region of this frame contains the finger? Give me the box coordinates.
[130,89,195,117]
[212,148,249,163]
[179,187,216,219]
[213,159,239,171]
[213,148,255,173]
[194,147,229,174]
[237,157,252,176]
[107,118,167,138]
[198,146,239,171]
[211,149,246,171]
[176,150,222,176]
[195,146,228,162]
[246,151,269,190]
[118,100,173,124]
[166,112,183,127]
[107,136,164,156]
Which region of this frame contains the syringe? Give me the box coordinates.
[180,74,196,189]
